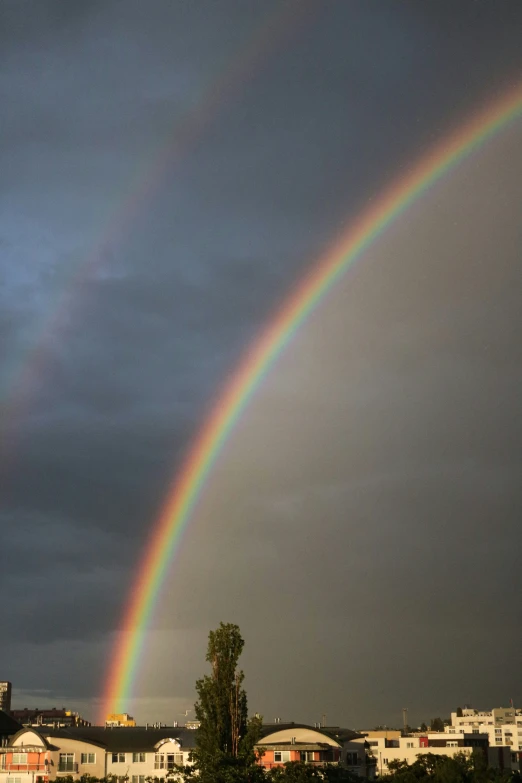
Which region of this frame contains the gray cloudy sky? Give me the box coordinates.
[1,1,521,730]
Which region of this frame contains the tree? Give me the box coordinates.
[430,717,445,732]
[419,723,428,732]
[267,762,324,782]
[188,622,263,783]
[380,751,519,783]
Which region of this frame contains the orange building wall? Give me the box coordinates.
[259,749,339,767]
[1,750,50,776]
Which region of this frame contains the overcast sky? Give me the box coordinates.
[1,1,521,730]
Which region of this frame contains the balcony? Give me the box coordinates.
[57,763,78,773]
[1,765,49,772]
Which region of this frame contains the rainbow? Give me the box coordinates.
[101,83,522,721]
[0,0,304,473]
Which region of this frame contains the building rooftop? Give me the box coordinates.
[42,726,198,752]
[0,711,21,738]
[259,723,362,745]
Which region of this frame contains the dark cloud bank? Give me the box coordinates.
[1,1,521,728]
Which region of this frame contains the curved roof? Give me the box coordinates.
[42,726,197,752]
[259,723,362,745]
[7,727,53,749]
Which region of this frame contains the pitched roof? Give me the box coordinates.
[42,726,198,752]
[0,711,22,737]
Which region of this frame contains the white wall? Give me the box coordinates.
[106,738,192,782]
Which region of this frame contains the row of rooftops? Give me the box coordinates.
[0,713,361,752]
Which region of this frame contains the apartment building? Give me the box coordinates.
[0,721,374,781]
[0,686,12,716]
[10,711,90,729]
[257,723,372,776]
[365,732,499,776]
[0,726,197,783]
[0,728,53,783]
[105,714,136,728]
[446,707,522,772]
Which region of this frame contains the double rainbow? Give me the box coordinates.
[101,83,522,721]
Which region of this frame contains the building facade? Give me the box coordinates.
[0,686,12,716]
[446,707,522,772]
[365,732,496,776]
[0,728,52,783]
[105,715,136,728]
[257,723,373,777]
[0,726,197,783]
[9,711,90,729]
[0,722,373,781]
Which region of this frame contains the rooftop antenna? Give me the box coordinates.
[402,708,408,733]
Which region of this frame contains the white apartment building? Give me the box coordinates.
[365,732,499,777]
[445,707,522,772]
[1,722,370,782]
[0,726,196,783]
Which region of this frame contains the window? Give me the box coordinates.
[472,730,479,734]
[81,754,96,764]
[446,742,458,747]
[154,754,165,770]
[406,743,414,748]
[346,753,358,765]
[112,753,125,763]
[166,754,183,768]
[132,753,145,763]
[382,759,388,765]
[8,778,22,783]
[496,738,502,744]
[273,752,290,763]
[59,754,75,772]
[12,755,27,765]
[495,729,502,734]
[132,777,145,783]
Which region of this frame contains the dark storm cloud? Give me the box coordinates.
[1,0,522,727]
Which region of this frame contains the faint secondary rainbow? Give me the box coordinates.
[0,0,307,474]
[101,83,522,721]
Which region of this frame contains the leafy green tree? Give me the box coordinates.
[381,750,520,783]
[322,764,362,783]
[194,622,247,759]
[187,622,263,783]
[267,761,323,782]
[265,761,361,783]
[420,723,428,733]
[387,760,411,774]
[430,717,445,732]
